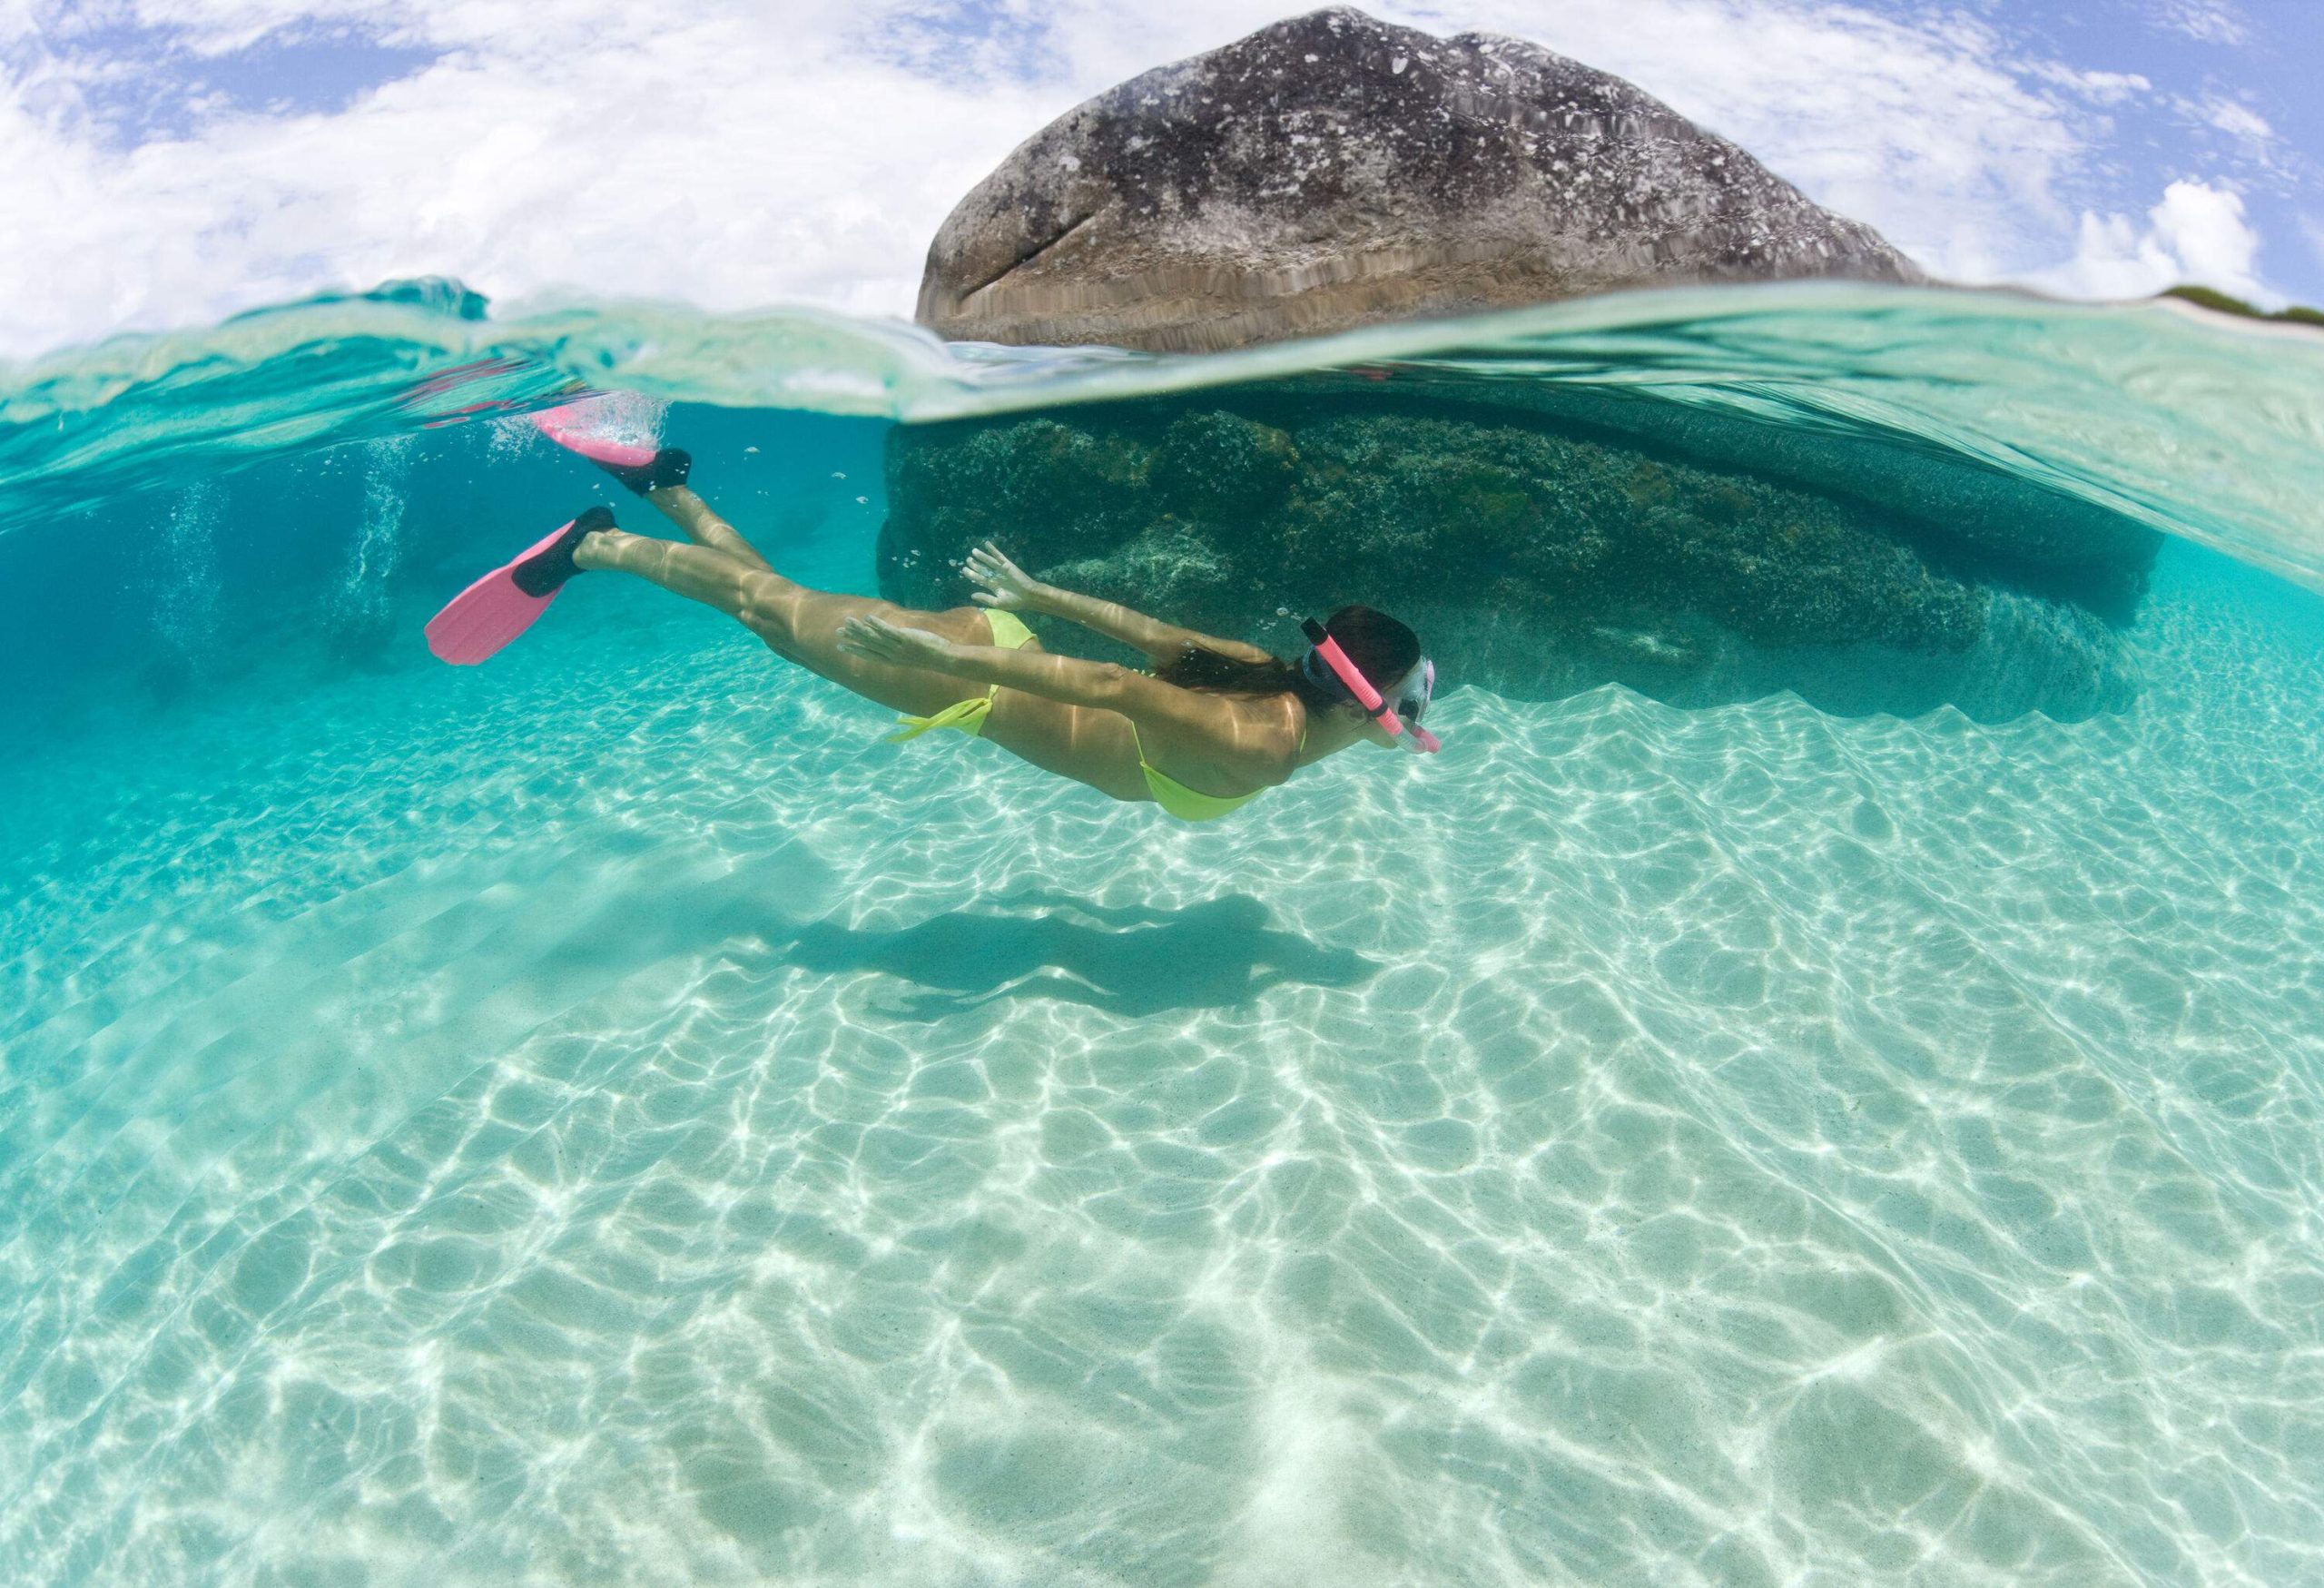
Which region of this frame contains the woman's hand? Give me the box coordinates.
[963,541,1047,612]
[835,614,960,670]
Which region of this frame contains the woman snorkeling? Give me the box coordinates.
[427,424,1439,822]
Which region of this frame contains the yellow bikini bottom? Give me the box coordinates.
[885,609,1036,740]
[887,609,1263,822]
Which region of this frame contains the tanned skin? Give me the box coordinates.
[571,487,1391,807]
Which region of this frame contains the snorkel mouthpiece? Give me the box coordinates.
[1301,618,1442,755]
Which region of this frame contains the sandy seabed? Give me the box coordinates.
[3,543,2320,1588]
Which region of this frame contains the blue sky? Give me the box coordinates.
[0,0,2318,358]
[1896,0,2319,299]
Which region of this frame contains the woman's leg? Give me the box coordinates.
[572,526,1001,717]
[644,483,773,571]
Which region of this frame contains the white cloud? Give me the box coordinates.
[2151,0,2249,46]
[2164,93,2289,186]
[0,0,2262,358]
[0,1,1072,354]
[2152,179,2266,290]
[2028,63,2152,106]
[2192,94,2271,144]
[2034,179,2267,302]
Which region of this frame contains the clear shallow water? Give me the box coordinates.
[4,285,2324,1586]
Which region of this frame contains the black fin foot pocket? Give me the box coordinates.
[513,508,616,597]
[605,448,692,495]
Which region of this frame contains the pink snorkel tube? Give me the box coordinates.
[1300,617,1442,755]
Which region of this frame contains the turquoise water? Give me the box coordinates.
[5,282,2324,1585]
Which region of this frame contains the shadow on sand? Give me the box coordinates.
[783,892,1376,1020]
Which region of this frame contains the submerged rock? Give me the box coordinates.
[917,6,1920,351]
[878,397,2150,722]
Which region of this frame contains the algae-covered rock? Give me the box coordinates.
[1276,415,1986,653]
[1290,367,2163,622]
[878,395,2149,720]
[1153,410,1300,521]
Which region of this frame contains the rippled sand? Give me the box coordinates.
[4,546,2321,1587]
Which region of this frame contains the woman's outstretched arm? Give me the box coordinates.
[836,615,1221,735]
[965,543,1274,666]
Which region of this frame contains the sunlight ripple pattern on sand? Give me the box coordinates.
[4,545,2321,1586]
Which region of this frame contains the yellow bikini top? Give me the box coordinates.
[1128,724,1266,823]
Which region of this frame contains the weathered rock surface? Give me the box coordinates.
[918,6,1921,351]
[1289,366,2163,624]
[878,395,2150,722]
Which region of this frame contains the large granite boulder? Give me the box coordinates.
[917,6,1920,351]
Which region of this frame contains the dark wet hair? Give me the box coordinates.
[1155,606,1421,715]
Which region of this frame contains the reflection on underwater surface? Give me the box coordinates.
[2,284,2323,1585]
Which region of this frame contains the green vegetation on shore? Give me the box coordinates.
[2162,285,2324,328]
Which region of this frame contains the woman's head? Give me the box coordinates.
[1301,604,1431,744]
[1318,606,1420,696]
[1153,604,1428,744]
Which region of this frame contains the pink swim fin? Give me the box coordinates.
[534,402,691,494]
[425,507,613,665]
